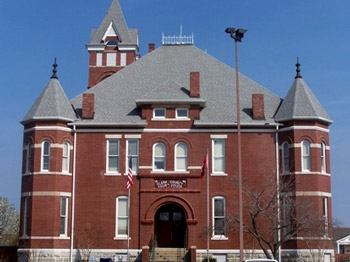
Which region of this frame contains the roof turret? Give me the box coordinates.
[275,60,331,124]
[21,60,76,124]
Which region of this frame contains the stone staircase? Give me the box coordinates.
[151,248,187,262]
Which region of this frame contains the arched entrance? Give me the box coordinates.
[155,203,187,248]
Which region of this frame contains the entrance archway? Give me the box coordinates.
[155,203,187,248]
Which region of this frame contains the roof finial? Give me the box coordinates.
[51,58,58,79]
[295,57,302,79]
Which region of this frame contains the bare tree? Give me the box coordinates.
[0,196,19,245]
[75,223,103,262]
[228,175,324,260]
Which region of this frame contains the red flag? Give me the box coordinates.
[201,153,208,178]
[127,157,133,189]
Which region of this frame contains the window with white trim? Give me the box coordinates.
[107,140,120,173]
[282,142,289,173]
[96,53,102,66]
[127,140,139,173]
[153,143,166,171]
[213,140,225,173]
[120,53,127,66]
[175,142,188,171]
[26,142,33,173]
[176,108,189,119]
[323,197,328,236]
[23,197,30,236]
[62,142,70,173]
[106,53,116,66]
[41,141,50,171]
[301,140,311,171]
[60,197,68,236]
[213,196,226,237]
[116,196,128,237]
[321,142,326,173]
[153,108,166,119]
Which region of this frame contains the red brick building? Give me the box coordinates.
[18,1,333,261]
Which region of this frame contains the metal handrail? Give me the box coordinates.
[150,236,157,262]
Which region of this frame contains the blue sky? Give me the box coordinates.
[0,0,349,226]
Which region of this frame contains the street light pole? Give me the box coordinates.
[225,27,247,262]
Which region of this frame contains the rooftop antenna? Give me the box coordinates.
[180,24,183,37]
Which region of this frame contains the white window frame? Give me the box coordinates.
[301,140,311,172]
[115,196,129,238]
[323,197,329,236]
[175,142,188,171]
[107,139,120,173]
[153,143,166,171]
[212,139,226,174]
[321,142,326,174]
[106,52,117,66]
[282,142,289,173]
[176,108,189,119]
[60,197,68,236]
[23,197,30,236]
[212,196,226,237]
[120,53,127,66]
[126,140,139,174]
[96,53,102,66]
[26,142,33,173]
[62,142,70,173]
[41,141,50,172]
[153,108,166,119]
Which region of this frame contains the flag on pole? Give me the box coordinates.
[201,152,208,178]
[127,157,133,189]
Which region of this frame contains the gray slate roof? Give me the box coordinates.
[71,45,282,126]
[22,78,76,124]
[275,78,331,123]
[89,0,137,46]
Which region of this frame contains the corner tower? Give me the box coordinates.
[86,0,139,88]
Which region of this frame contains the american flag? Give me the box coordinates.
[127,156,133,189]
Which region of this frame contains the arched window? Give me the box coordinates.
[321,142,326,173]
[301,140,311,171]
[41,141,50,171]
[62,142,70,173]
[26,142,33,173]
[175,143,188,171]
[281,142,289,173]
[213,196,226,237]
[153,143,166,171]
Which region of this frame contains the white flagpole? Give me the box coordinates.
[206,148,210,262]
[127,187,131,262]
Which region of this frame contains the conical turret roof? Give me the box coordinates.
[21,78,76,124]
[275,77,331,124]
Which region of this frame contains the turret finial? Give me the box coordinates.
[295,57,302,79]
[51,58,58,79]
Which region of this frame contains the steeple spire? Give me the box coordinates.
[295,57,302,79]
[51,58,58,79]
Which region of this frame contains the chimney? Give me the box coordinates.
[252,94,265,120]
[82,93,95,119]
[190,72,200,98]
[149,43,155,53]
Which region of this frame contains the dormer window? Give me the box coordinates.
[153,108,166,119]
[176,108,189,119]
[106,40,118,46]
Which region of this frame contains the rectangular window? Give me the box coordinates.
[23,197,30,236]
[107,53,117,66]
[282,142,289,173]
[107,140,119,173]
[96,53,102,66]
[301,140,311,171]
[153,108,166,119]
[213,197,226,236]
[127,140,139,173]
[282,196,292,237]
[62,142,70,173]
[321,143,326,173]
[323,197,328,236]
[176,108,189,119]
[60,197,68,236]
[26,143,33,173]
[41,141,50,171]
[213,140,225,173]
[116,197,128,237]
[120,53,127,66]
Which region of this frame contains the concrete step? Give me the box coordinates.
[151,248,186,262]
